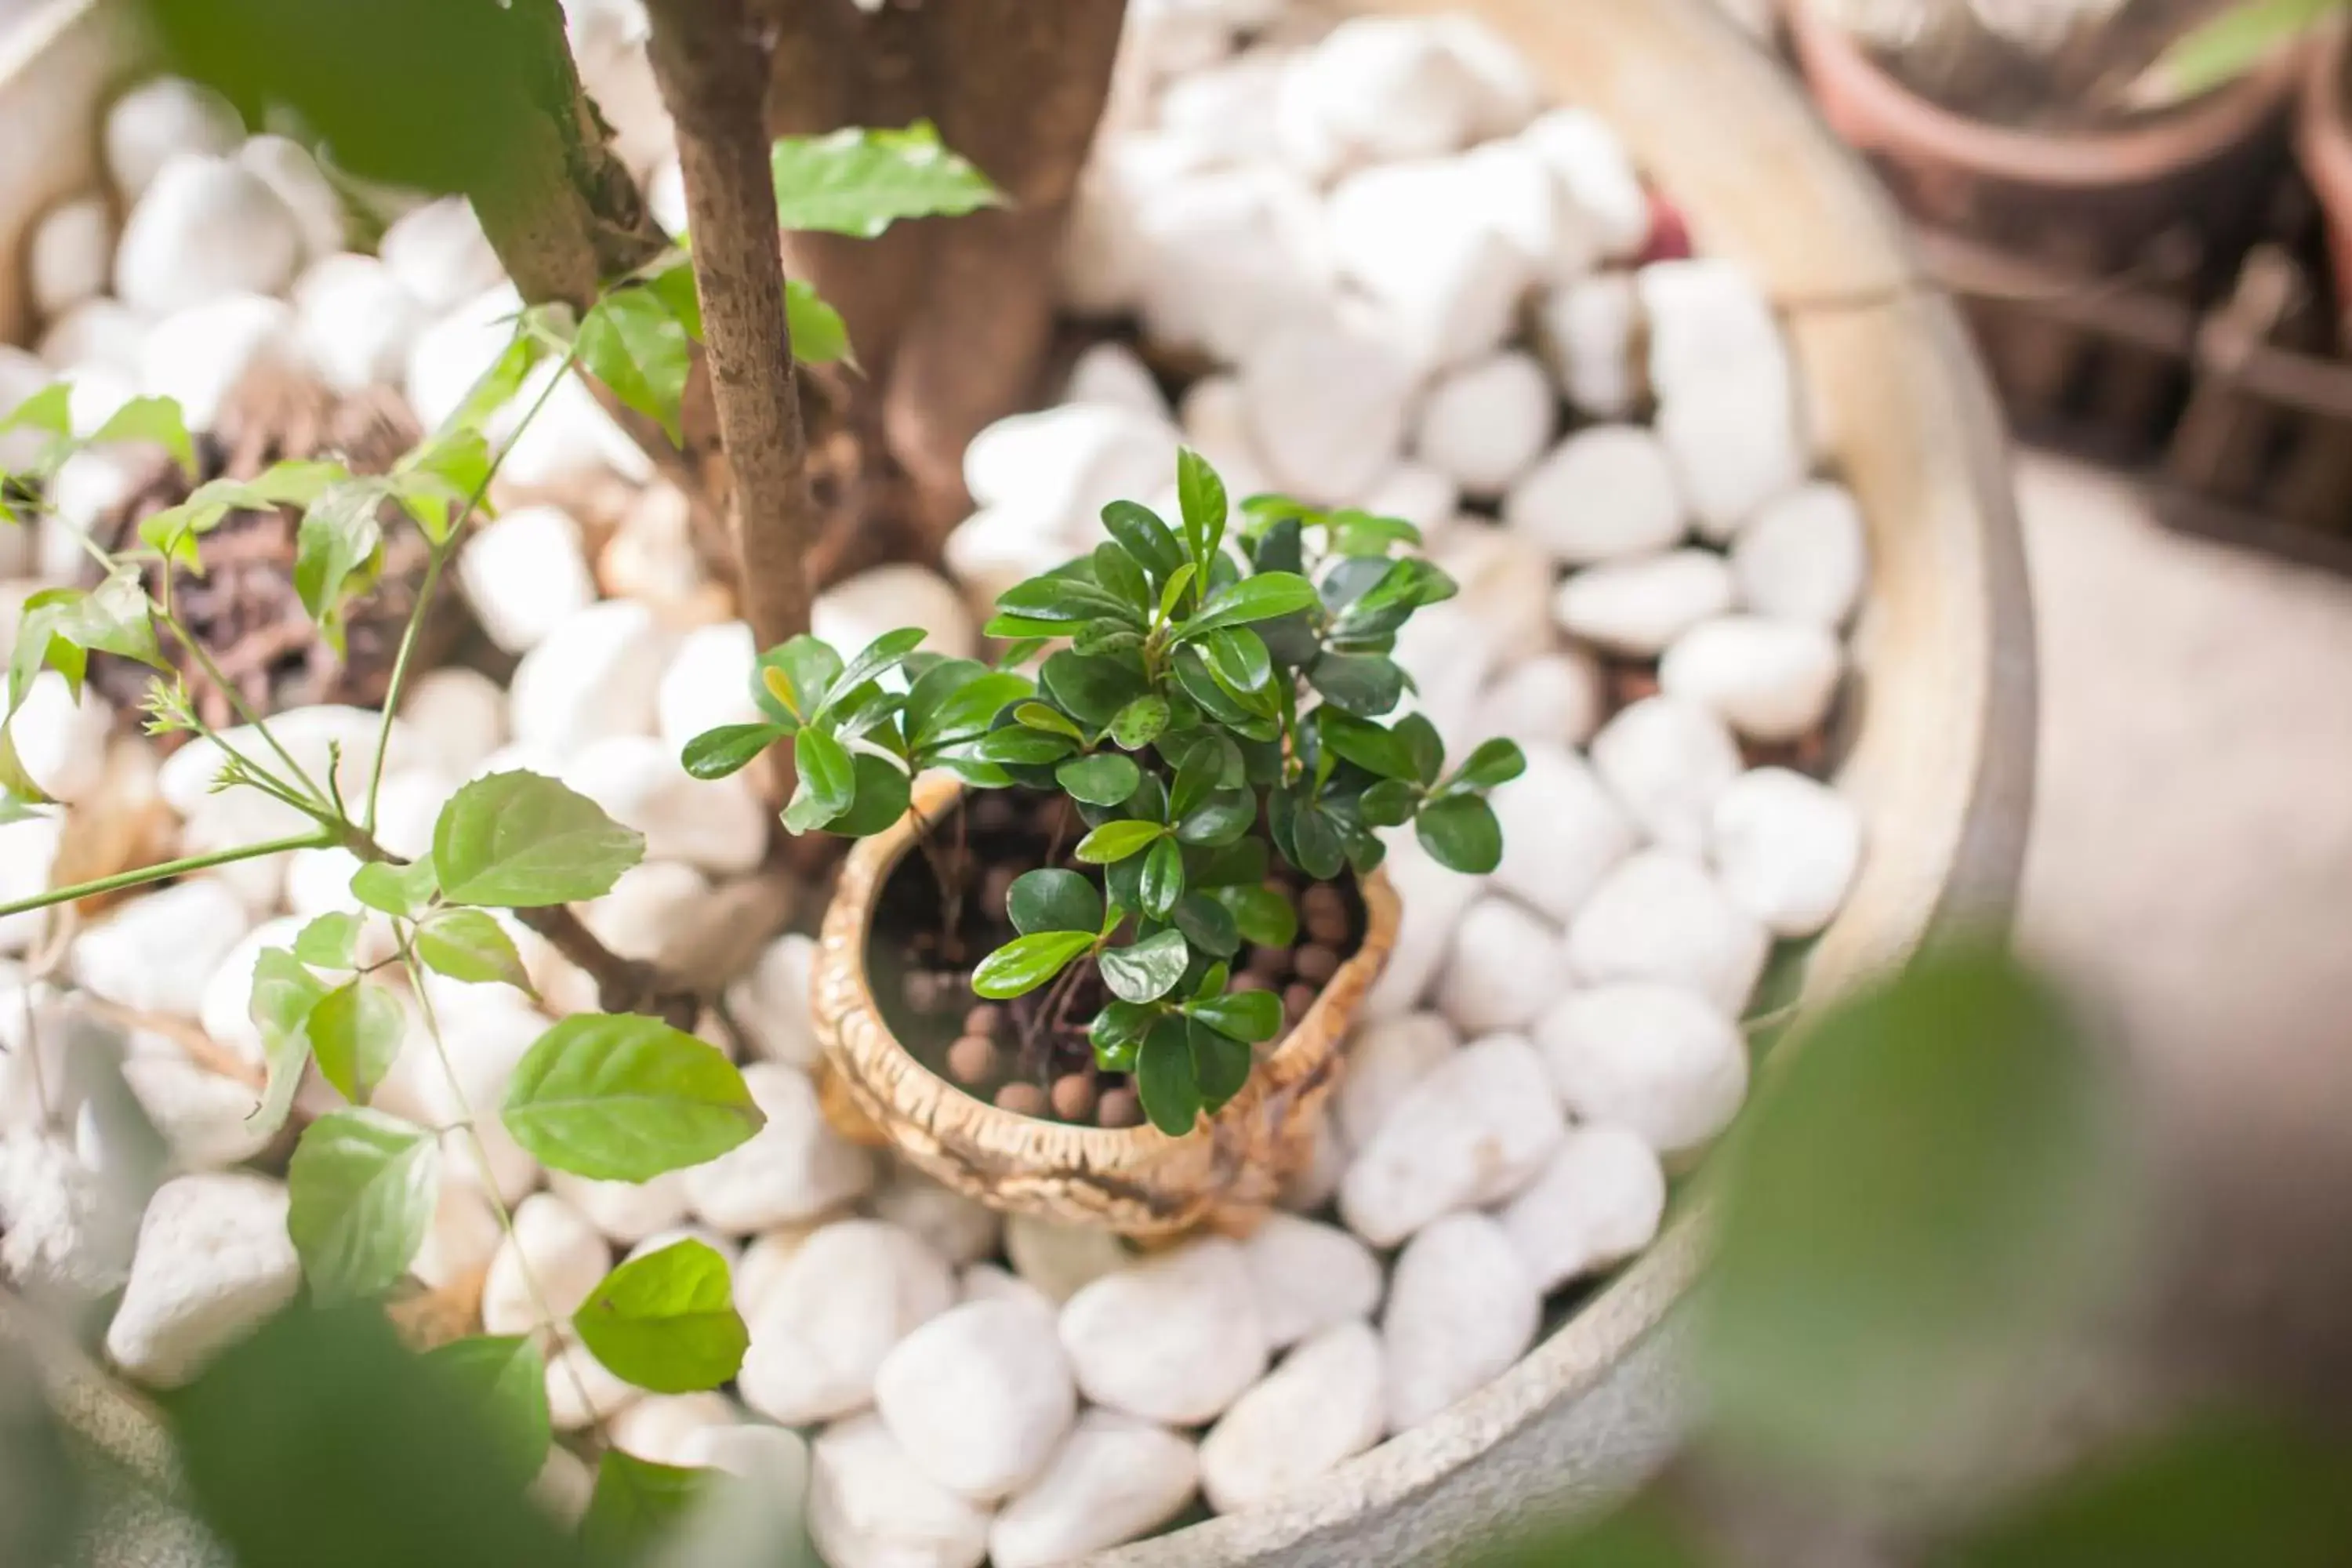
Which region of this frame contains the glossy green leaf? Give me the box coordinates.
[1181,572,1319,637]
[972,930,1096,1000]
[681,722,785,781]
[908,662,1030,750]
[577,287,692,442]
[292,911,361,970]
[1016,702,1087,742]
[1309,652,1406,717]
[1057,752,1142,807]
[1357,777,1421,828]
[1109,695,1171,750]
[770,120,1004,238]
[433,771,645,908]
[1139,836,1185,921]
[1090,1000,1156,1073]
[501,1014,764,1182]
[971,727,1076,766]
[88,394,196,475]
[1157,562,1198,623]
[1189,988,1283,1044]
[1168,739,1224,821]
[826,753,913,837]
[823,628,927,716]
[1318,711,1422,781]
[998,574,1125,626]
[248,949,327,1142]
[583,1450,710,1564]
[1172,891,1241,959]
[1200,626,1272,695]
[1189,1016,1253,1107]
[753,637,843,728]
[1394,712,1445,786]
[415,909,535,996]
[350,858,437,918]
[1414,795,1503,875]
[392,427,491,544]
[286,1109,438,1305]
[1176,790,1257,848]
[1007,868,1104,936]
[1098,928,1190,1004]
[421,1336,550,1494]
[307,979,405,1104]
[1075,820,1163,865]
[1175,446,1229,568]
[1040,650,1148,727]
[573,1240,748,1394]
[782,726,855,833]
[1135,1016,1202,1136]
[784,277,852,367]
[1092,541,1152,616]
[1450,737,1527,792]
[1101,499,1185,580]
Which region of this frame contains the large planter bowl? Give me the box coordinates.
[812,776,1401,1239]
[0,0,2036,1562]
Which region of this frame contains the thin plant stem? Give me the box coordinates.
[0,829,333,920]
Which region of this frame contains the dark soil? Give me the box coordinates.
[867,788,1367,1128]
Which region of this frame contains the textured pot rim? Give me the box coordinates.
[811,773,1401,1235]
[1785,0,2301,191]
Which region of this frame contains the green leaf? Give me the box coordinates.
[1016,702,1087,742]
[1318,711,1422,781]
[770,120,1004,238]
[1310,652,1406,717]
[1101,499,1185,580]
[673,718,776,780]
[1699,946,2122,1480]
[393,427,492,544]
[1394,712,1445,786]
[1090,1001,1156,1073]
[972,930,1097,1000]
[1210,884,1297,949]
[908,663,1030,750]
[2125,0,2335,110]
[501,1014,765,1182]
[415,909,535,996]
[753,637,843,728]
[1075,819,1163,865]
[293,481,389,656]
[292,912,361,969]
[1168,740,1222,822]
[1157,562,1198,623]
[1057,753,1141,807]
[1040,650,1149,727]
[1189,1016,1253,1107]
[88,394,196,475]
[1414,795,1503,875]
[971,727,1076,766]
[1175,447,1229,568]
[1181,572,1319,637]
[1190,988,1283,1044]
[1358,777,1421,828]
[287,1109,438,1305]
[1098,928,1190,1004]
[1450,738,1526,793]
[578,288,692,443]
[1136,1017,1202,1136]
[421,1336,550,1493]
[249,949,326,1139]
[573,1240,748,1394]
[0,382,70,437]
[583,1451,710,1563]
[826,753,913,837]
[1109,695,1171,750]
[824,628,928,716]
[1172,891,1240,959]
[1139,837,1185,922]
[1092,541,1152,616]
[785,277,853,367]
[307,979,406,1105]
[351,858,437,918]
[782,726,856,834]
[433,771,645,908]
[1008,868,1104,935]
[1200,627,1272,696]
[1175,789,1256,848]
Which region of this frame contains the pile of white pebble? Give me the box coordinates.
[0,2,1868,1565]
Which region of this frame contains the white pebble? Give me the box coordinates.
[1413,351,1555,497]
[1538,983,1749,1156]
[1339,1034,1564,1247]
[1656,374,1806,541]
[1506,426,1685,567]
[1535,274,1642,419]
[292,252,426,395]
[458,505,597,655]
[28,196,112,321]
[1359,459,1460,538]
[874,1298,1078,1501]
[1335,1011,1457,1150]
[1731,481,1868,627]
[870,1170,1002,1269]
[1242,318,1418,505]
[137,292,299,433]
[39,299,149,374]
[1495,1127,1667,1292]
[1435,897,1569,1038]
[1660,615,1842,742]
[1064,340,1170,422]
[104,78,242,199]
[480,1192,610,1336]
[655,620,761,760]
[236,136,347,260]
[684,1063,873,1234]
[74,880,253,1020]
[1487,742,1637,925]
[809,1414,990,1568]
[1588,695,1744,855]
[725,934,821,1072]
[732,1221,826,1321]
[815,564,978,665]
[739,1220,953,1425]
[1639,259,1786,407]
[404,998,549,1205]
[1520,109,1651,260]
[531,1445,593,1527]
[546,1330,641,1430]
[1276,1109,1349,1214]
[104,1173,297,1389]
[1005,1214,1132,1305]
[1059,1238,1267,1425]
[508,600,670,757]
[1137,164,1335,368]
[379,198,503,313]
[398,667,507,779]
[1326,159,1533,369]
[118,1045,269,1171]
[1240,1212,1382,1350]
[564,736,767,878]
[1710,768,1864,938]
[546,1171,691,1247]
[611,1392,738,1465]
[1555,549,1736,659]
[1359,831,1484,1020]
[1568,851,1770,1016]
[1468,648,1605,753]
[1279,17,1484,171]
[1381,1214,1538,1432]
[0,820,61,956]
[114,154,302,314]
[677,1422,810,1504]
[6,671,107,804]
[409,1179,503,1294]
[1201,1321,1385,1514]
[989,1410,1199,1568]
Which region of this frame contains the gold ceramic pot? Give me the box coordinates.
[812,776,1400,1238]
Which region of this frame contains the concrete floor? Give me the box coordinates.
[2013,453,2352,1412]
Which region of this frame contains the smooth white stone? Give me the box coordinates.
[1359,831,1485,1020]
[685,1063,874,1234]
[195,915,307,1068]
[0,1132,135,1301]
[1059,132,1217,318]
[1381,1213,1538,1432]
[1241,318,1417,505]
[1639,259,1787,407]
[1555,549,1737,660]
[731,1221,828,1321]
[136,293,299,431]
[409,1178,503,1293]
[118,1044,269,1171]
[1358,459,1460,538]
[480,1192,610,1336]
[1538,982,1749,1157]
[104,78,243,199]
[1457,137,1592,281]
[1239,1212,1382,1351]
[1435,897,1570,1039]
[1488,742,1638,925]
[104,1172,298,1389]
[1710,767,1864,938]
[379,198,504,313]
[875,1298,1078,1501]
[815,564,978,665]
[808,1414,990,1568]
[1520,109,1651,260]
[1326,159,1535,369]
[677,1422,811,1504]
[1656,372,1808,542]
[1279,17,1484,170]
[114,154,301,314]
[960,1262,1054,1316]
[74,880,252,1021]
[1433,15,1547,139]
[964,403,1171,540]
[1176,374,1275,502]
[566,736,766,878]
[725,934,821,1072]
[1495,1126,1666,1293]
[610,1392,738,1465]
[236,136,347,260]
[739,1220,955,1424]
[1276,1109,1348,1214]
[1065,341,1171,422]
[1201,1321,1385,1514]
[1660,615,1843,743]
[945,503,1080,610]
[38,299,147,373]
[1059,1238,1268,1425]
[508,599,669,757]
[1589,695,1745,855]
[28,196,112,321]
[406,997,549,1204]
[369,766,452,863]
[1338,1034,1565,1247]
[398,666,507,779]
[870,1170,1002,1269]
[1535,274,1642,419]
[1141,165,1338,365]
[1468,648,1606,754]
[1410,526,1559,700]
[1413,351,1556,498]
[289,251,425,396]
[532,1443,596,1526]
[1004,1214,1134,1305]
[0,818,61,956]
[1335,1011,1458,1151]
[403,285,522,429]
[495,361,656,487]
[42,449,136,561]
[1567,851,1771,1016]
[1121,0,1237,83]
[6,671,107,804]
[64,362,137,436]
[546,1330,643,1430]
[1507,424,1686,568]
[655,621,760,760]
[546,1170,691,1247]
[989,1411,1200,1568]
[1731,481,1868,628]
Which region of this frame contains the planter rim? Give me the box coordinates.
[1785,0,2301,191]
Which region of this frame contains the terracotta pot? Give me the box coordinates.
[811,776,1400,1239]
[2298,23,2352,321]
[1785,0,2298,265]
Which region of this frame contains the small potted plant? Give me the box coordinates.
[684,451,1520,1236]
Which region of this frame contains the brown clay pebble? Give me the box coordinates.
[1292,943,1340,984]
[1301,883,1345,922]
[946,1034,997,1086]
[1230,972,1273,994]
[1283,982,1318,1025]
[962,1004,1002,1039]
[996,1080,1051,1118]
[1305,906,1349,946]
[1098,1087,1144,1128]
[1051,1073,1099,1123]
[981,865,1020,914]
[972,793,1019,832]
[1246,943,1291,981]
